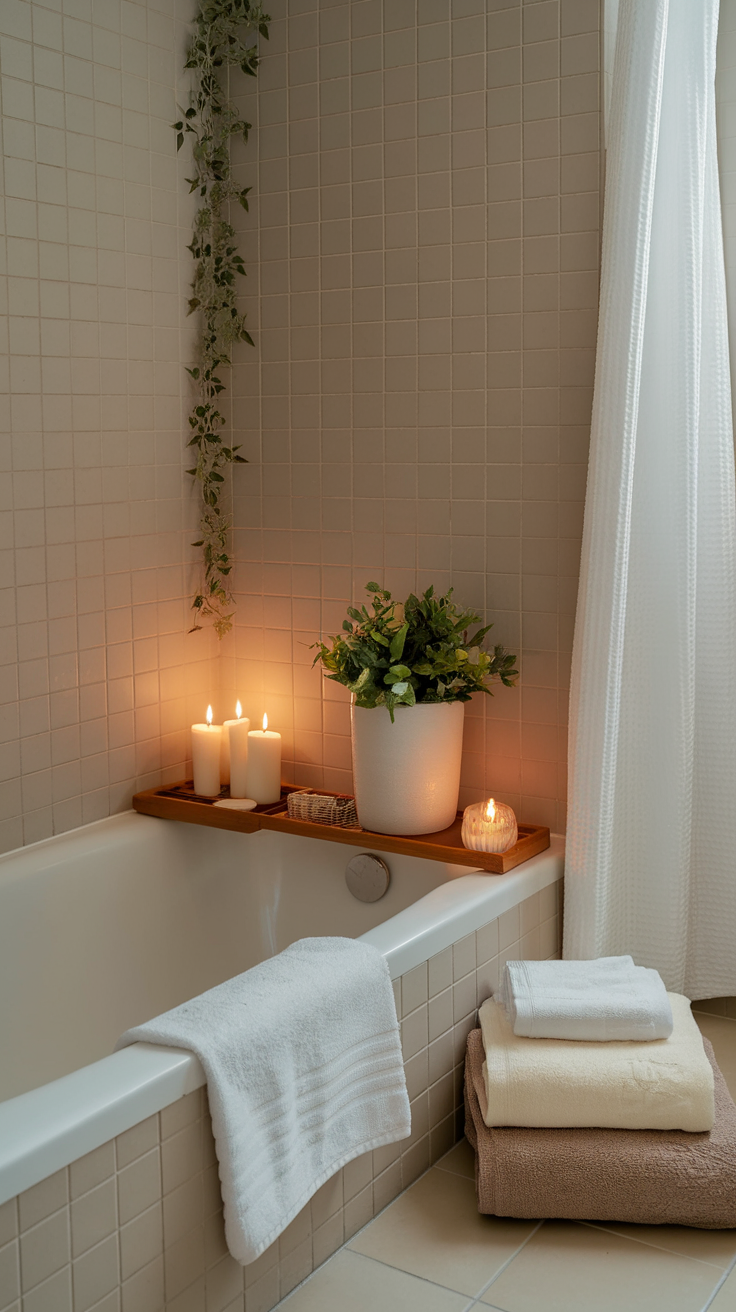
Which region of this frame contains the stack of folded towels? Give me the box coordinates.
[464,956,736,1228]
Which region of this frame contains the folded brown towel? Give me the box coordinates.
[464,1027,736,1228]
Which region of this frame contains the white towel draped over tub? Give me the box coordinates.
[116,937,411,1264]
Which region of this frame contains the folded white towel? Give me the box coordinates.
[497,955,673,1041]
[479,992,714,1131]
[117,937,410,1264]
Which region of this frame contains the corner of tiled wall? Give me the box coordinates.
[224,0,602,833]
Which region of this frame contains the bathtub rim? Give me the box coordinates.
[0,827,563,1206]
[362,835,563,978]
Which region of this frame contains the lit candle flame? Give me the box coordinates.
[485,798,496,822]
[262,712,268,732]
[206,705,213,726]
[236,700,242,719]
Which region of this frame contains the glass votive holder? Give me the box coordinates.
[461,798,518,854]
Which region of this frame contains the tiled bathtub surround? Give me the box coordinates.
[222,0,602,833]
[0,885,561,1312]
[0,0,220,854]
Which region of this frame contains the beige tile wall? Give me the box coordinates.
[0,0,220,854]
[223,0,602,833]
[2,0,602,850]
[0,884,562,1312]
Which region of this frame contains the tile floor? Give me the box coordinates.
[278,1012,736,1312]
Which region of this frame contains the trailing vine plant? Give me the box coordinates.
[174,0,269,637]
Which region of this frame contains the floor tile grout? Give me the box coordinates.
[468,1217,546,1306]
[333,1245,486,1304]
[434,1162,475,1181]
[576,1219,732,1271]
[344,1244,481,1300]
[276,1153,468,1308]
[700,1247,736,1311]
[345,1153,546,1307]
[335,1154,547,1310]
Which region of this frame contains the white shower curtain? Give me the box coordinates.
[564,0,736,998]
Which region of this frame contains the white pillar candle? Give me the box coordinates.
[245,713,282,804]
[226,702,252,798]
[221,700,251,786]
[191,706,222,797]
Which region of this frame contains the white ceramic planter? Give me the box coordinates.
[351,700,465,836]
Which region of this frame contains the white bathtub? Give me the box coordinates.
[0,809,563,1297]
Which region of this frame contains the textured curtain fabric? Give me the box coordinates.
[564,0,736,998]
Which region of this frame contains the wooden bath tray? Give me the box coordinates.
[133,781,550,874]
[131,780,303,834]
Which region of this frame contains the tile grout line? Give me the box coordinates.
[275,1145,527,1308]
[273,1157,457,1308]
[700,1248,736,1311]
[434,1162,475,1182]
[281,1243,482,1309]
[575,1219,732,1272]
[348,1247,489,1306]
[466,1218,546,1308]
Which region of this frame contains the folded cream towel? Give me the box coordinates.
[479,992,714,1131]
[497,955,673,1041]
[117,938,410,1264]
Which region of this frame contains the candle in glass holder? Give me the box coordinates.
[461,797,518,854]
[226,701,252,798]
[191,705,222,797]
[245,713,282,804]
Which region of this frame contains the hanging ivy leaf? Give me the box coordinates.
[179,0,270,637]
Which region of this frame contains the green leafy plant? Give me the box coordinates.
[312,583,518,721]
[174,0,270,637]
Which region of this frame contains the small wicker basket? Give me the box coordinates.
[287,790,360,829]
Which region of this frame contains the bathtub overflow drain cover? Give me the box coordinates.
[345,853,391,902]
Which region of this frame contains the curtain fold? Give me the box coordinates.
[564,0,736,998]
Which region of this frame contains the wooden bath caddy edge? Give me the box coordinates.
[132,782,550,875]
